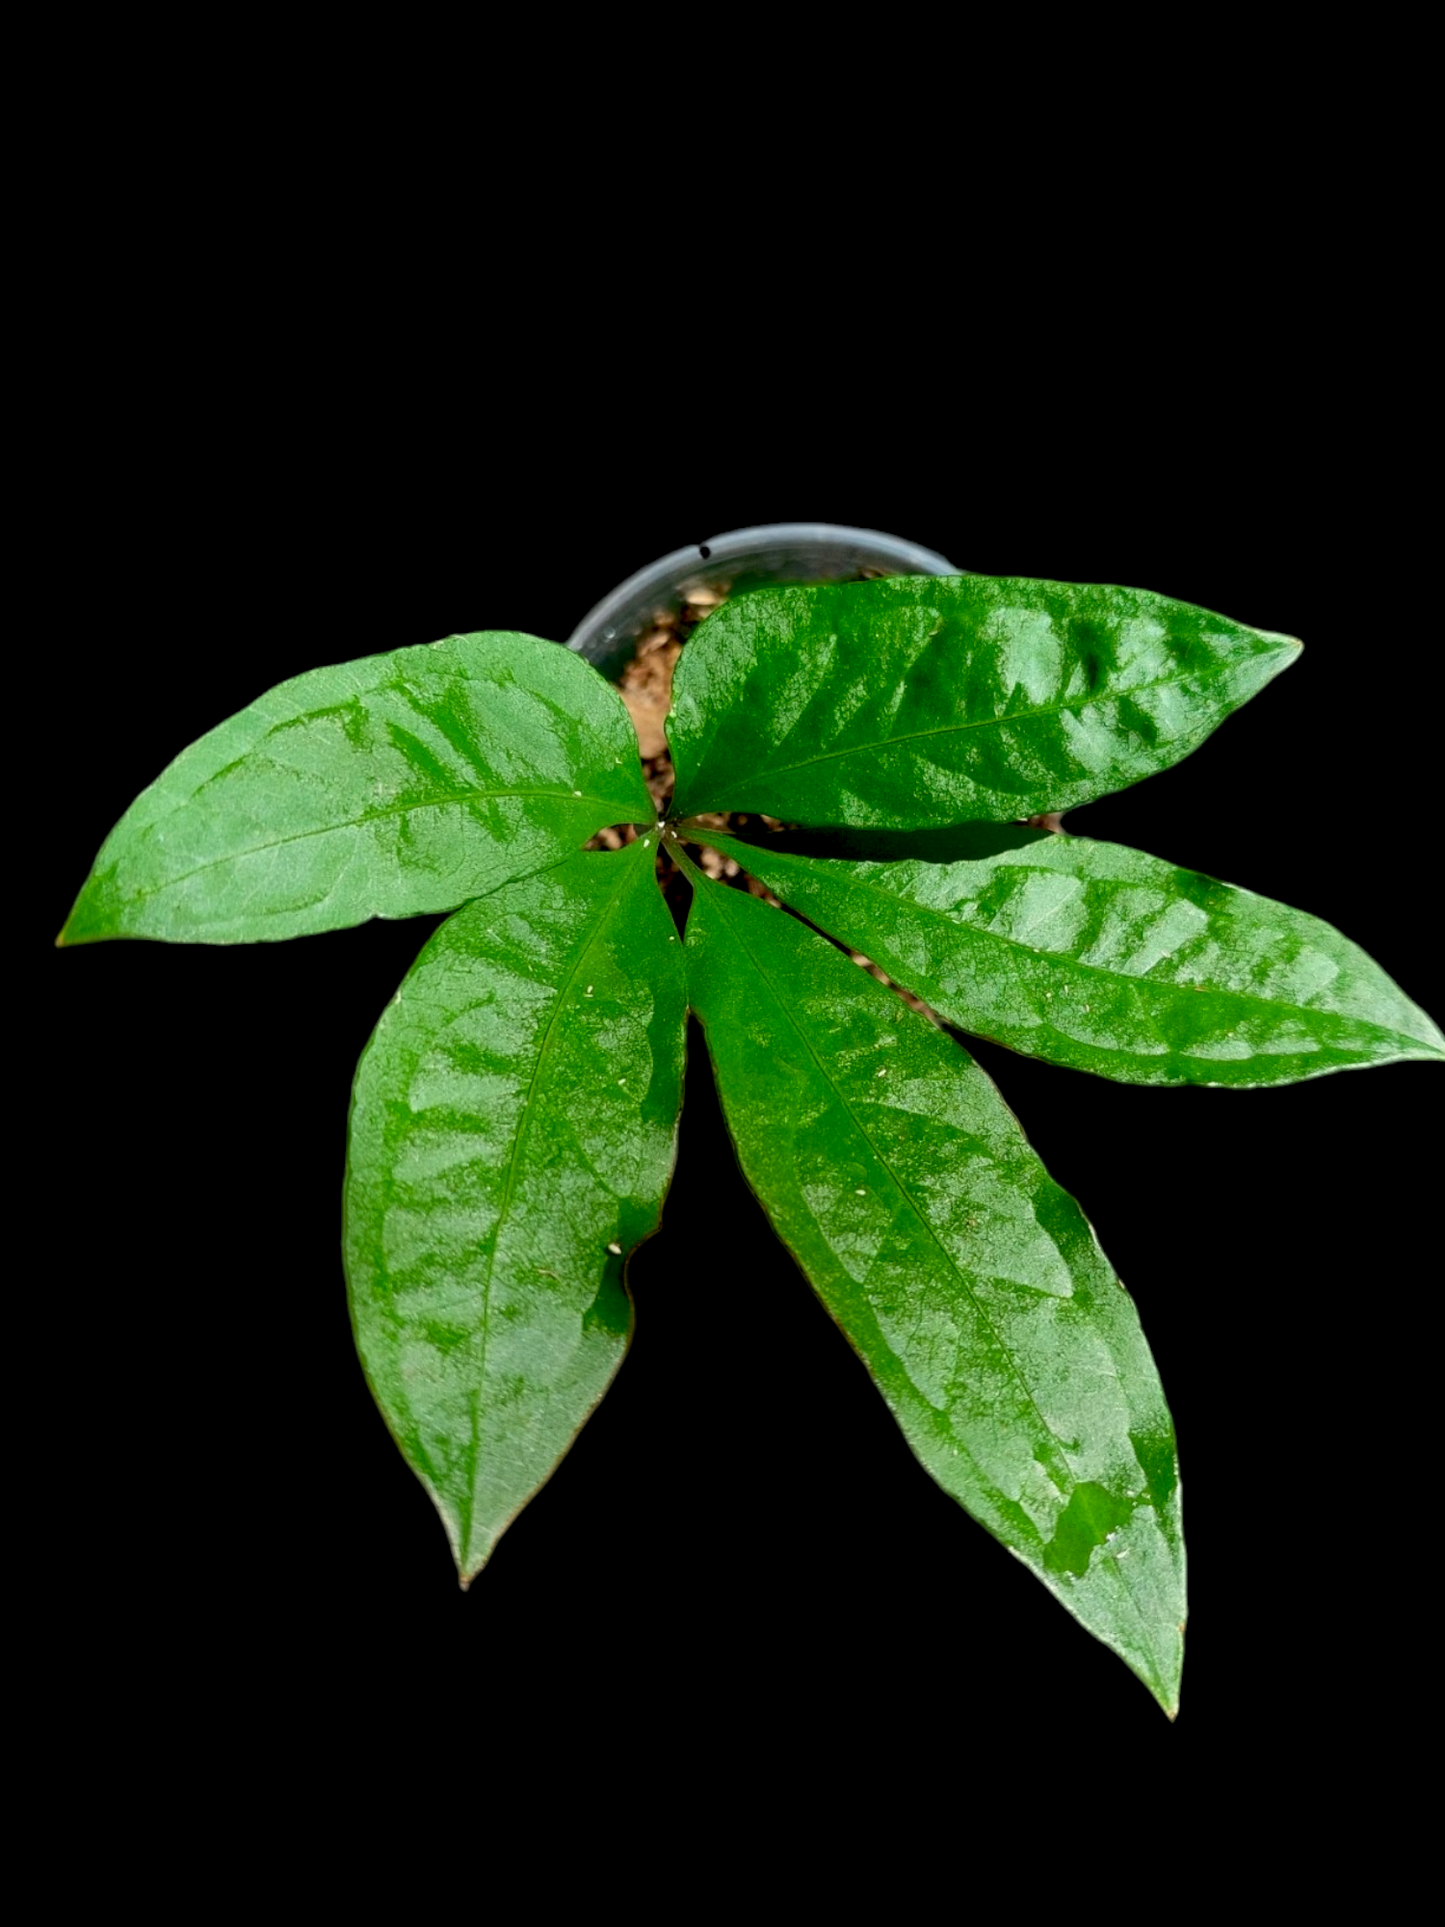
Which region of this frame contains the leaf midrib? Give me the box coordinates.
[701,877,1177,1686]
[682,650,1289,800]
[135,785,637,898]
[727,843,1429,1056]
[709,882,1176,1691]
[701,876,1075,1498]
[460,848,639,1559]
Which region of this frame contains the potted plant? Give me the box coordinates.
[55,525,1441,1717]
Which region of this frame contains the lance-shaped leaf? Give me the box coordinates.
[668,575,1298,828]
[344,837,685,1582]
[700,830,1445,1088]
[60,632,652,944]
[684,872,1185,1712]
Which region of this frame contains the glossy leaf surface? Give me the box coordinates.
[685,874,1185,1711]
[344,838,685,1581]
[669,575,1298,827]
[61,632,652,944]
[703,831,1445,1087]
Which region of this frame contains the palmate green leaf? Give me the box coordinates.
[684,871,1185,1713]
[668,575,1298,828]
[701,830,1445,1087]
[60,632,652,944]
[343,836,685,1582]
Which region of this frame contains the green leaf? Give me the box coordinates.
[684,872,1185,1712]
[701,830,1445,1087]
[60,632,653,944]
[669,575,1298,827]
[343,836,685,1582]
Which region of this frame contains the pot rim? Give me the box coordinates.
[566,521,959,678]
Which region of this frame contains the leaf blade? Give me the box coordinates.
[669,575,1298,827]
[343,836,685,1580]
[684,875,1185,1711]
[703,830,1445,1086]
[61,632,653,943]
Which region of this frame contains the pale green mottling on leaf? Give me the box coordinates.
[343,838,685,1580]
[684,871,1185,1713]
[61,632,652,944]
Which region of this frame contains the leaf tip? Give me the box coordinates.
[1255,627,1302,663]
[1154,1619,1187,1720]
[456,1541,490,1592]
[55,921,106,949]
[56,884,106,947]
[1146,1663,1183,1722]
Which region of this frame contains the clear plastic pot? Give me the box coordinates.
[566,523,959,680]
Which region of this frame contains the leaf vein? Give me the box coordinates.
[705,881,1076,1501]
[698,658,1277,792]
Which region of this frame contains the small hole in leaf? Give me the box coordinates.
[699,543,711,559]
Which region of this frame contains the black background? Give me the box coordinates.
[44,354,1435,1795]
